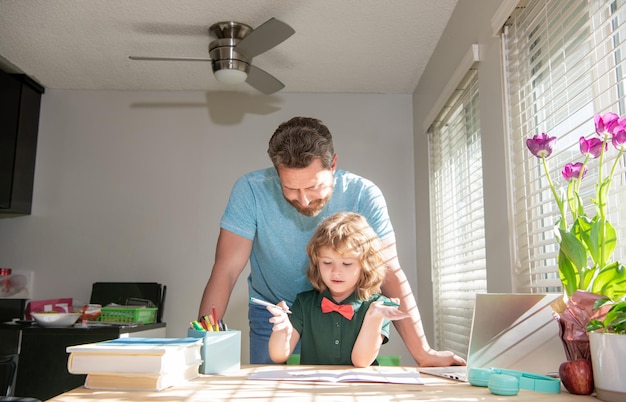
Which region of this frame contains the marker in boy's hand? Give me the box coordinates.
[369,298,410,320]
[250,297,292,314]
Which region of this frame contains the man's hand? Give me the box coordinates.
[418,350,467,367]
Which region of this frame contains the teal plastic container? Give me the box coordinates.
[187,329,241,374]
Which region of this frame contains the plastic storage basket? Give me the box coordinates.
[98,306,157,324]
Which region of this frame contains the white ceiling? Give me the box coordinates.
[0,0,458,94]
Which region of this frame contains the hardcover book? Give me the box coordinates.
[66,337,203,375]
[84,364,200,391]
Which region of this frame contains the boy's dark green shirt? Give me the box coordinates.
[288,289,391,365]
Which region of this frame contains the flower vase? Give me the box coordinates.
[553,291,606,362]
[557,318,590,362]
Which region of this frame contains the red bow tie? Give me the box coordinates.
[321,297,354,320]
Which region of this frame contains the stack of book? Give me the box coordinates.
[66,337,203,391]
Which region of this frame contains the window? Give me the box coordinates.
[504,0,626,292]
[428,68,486,356]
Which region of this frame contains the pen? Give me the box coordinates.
[250,297,292,314]
[383,301,400,307]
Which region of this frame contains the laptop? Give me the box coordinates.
[418,293,565,381]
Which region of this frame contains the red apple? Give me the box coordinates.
[559,359,594,395]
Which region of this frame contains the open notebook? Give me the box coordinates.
[419,293,565,381]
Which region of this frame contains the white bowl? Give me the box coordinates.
[31,312,82,327]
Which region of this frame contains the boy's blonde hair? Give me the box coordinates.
[306,212,386,300]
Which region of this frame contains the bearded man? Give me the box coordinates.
[198,116,465,367]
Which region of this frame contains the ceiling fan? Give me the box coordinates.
[129,18,295,95]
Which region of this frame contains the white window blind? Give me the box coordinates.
[429,68,486,356]
[504,0,626,293]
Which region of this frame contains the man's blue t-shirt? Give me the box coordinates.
[220,168,395,306]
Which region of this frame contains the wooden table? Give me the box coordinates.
[47,365,598,401]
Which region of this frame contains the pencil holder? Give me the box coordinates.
[187,329,241,374]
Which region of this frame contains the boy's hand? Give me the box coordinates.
[268,301,293,332]
[369,298,410,320]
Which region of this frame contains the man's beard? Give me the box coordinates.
[286,193,332,217]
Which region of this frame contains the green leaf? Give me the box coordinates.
[605,310,626,334]
[558,248,580,297]
[591,262,626,301]
[592,297,612,310]
[586,319,604,332]
[588,299,626,334]
[559,228,588,270]
[581,266,598,290]
[573,217,592,250]
[575,192,585,216]
[588,219,617,266]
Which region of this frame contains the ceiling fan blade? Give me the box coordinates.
[235,18,295,59]
[129,56,211,62]
[246,64,284,95]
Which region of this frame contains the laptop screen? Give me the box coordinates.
[419,293,566,381]
[466,293,565,375]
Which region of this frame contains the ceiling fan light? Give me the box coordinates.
[214,69,248,85]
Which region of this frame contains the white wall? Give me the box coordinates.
[0,90,417,364]
[412,0,515,345]
[0,0,522,363]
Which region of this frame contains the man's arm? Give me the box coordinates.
[379,238,466,367]
[198,228,253,321]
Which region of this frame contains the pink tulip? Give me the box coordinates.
[579,136,606,158]
[595,112,620,134]
[562,162,587,181]
[526,133,556,158]
[611,117,626,151]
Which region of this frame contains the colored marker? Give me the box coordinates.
[191,321,205,331]
[212,305,220,331]
[202,315,214,331]
[383,301,401,307]
[207,314,218,331]
[250,297,292,314]
[212,305,218,324]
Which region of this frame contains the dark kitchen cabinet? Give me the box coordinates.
[0,322,166,400]
[0,70,44,217]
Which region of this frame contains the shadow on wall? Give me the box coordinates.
[129,91,285,125]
